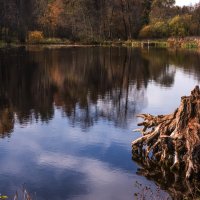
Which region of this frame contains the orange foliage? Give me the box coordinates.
[28,31,44,43]
[39,0,64,36]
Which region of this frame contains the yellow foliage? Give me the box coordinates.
[139,25,153,38]
[28,31,44,43]
[139,22,169,38]
[153,22,169,37]
[169,15,192,37]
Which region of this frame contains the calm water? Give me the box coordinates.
[0,46,200,199]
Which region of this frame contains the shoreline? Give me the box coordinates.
[1,37,200,49]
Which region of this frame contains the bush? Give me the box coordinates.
[28,31,44,43]
[139,25,153,38]
[40,38,71,44]
[169,15,192,37]
[139,22,169,39]
[153,22,169,38]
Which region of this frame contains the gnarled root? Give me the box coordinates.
[132,86,200,180]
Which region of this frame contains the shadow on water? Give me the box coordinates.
[1,47,200,199]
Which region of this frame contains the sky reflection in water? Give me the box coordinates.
[0,47,199,199]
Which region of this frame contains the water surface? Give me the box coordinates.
[0,47,200,199]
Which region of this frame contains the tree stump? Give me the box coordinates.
[132,86,200,180]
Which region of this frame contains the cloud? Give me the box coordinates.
[176,0,199,6]
[37,152,155,200]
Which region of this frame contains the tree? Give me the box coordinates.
[191,3,200,35]
[38,0,64,37]
[0,0,200,42]
[141,0,153,25]
[169,14,192,37]
[150,0,175,22]
[0,0,18,42]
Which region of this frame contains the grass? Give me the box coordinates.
[182,41,199,49]
[28,37,72,45]
[0,40,20,48]
[1,186,35,200]
[99,39,169,48]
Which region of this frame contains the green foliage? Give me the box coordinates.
[0,195,8,199]
[153,22,169,38]
[39,38,71,44]
[182,41,198,49]
[139,13,194,39]
[169,15,192,37]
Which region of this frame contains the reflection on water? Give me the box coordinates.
[133,150,200,200]
[0,47,200,199]
[0,47,149,133]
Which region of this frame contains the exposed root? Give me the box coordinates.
[132,86,200,180]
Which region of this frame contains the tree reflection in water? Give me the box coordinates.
[0,47,200,136]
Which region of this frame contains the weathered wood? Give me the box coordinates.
[132,86,200,180]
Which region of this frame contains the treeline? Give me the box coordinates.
[0,0,200,43]
[140,1,200,38]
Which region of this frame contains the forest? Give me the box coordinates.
[0,0,200,43]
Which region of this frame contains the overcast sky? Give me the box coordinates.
[176,0,199,6]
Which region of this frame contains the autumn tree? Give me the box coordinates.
[150,0,176,22]
[169,14,192,37]
[191,3,200,35]
[38,0,64,37]
[0,0,200,42]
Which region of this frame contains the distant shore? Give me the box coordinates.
[1,37,200,49]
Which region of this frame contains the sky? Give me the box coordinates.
[176,0,199,6]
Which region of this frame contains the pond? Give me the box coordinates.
[0,46,200,199]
